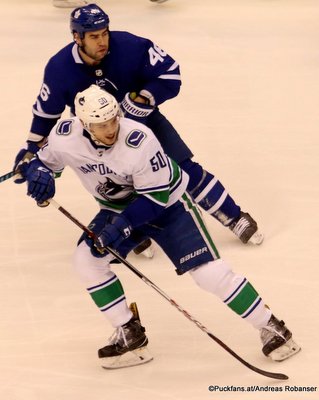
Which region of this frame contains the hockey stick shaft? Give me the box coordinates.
[0,171,15,183]
[48,198,288,380]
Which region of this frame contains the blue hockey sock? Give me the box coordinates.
[179,159,240,226]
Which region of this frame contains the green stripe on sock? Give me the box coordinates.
[90,279,124,308]
[227,282,259,315]
[182,193,220,258]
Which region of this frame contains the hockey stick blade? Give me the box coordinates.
[0,171,15,183]
[48,199,288,380]
[206,332,288,380]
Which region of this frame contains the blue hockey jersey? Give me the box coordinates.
[31,31,182,137]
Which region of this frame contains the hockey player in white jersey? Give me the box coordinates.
[13,3,263,254]
[20,85,300,368]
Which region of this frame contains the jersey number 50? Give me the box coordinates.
[150,151,167,172]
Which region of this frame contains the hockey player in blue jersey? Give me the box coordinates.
[20,85,299,368]
[14,3,263,247]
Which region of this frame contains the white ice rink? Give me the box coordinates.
[0,0,318,399]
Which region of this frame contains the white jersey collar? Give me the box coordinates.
[72,43,84,64]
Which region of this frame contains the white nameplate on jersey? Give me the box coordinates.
[125,130,146,148]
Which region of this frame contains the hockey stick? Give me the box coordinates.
[1,151,38,184]
[0,171,15,183]
[48,198,288,380]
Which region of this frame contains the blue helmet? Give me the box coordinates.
[70,3,109,38]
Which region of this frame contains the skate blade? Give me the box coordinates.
[53,0,88,7]
[269,338,301,362]
[101,347,153,370]
[133,239,155,258]
[248,230,264,245]
[140,245,155,259]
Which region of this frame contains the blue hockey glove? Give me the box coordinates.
[22,158,55,204]
[120,92,154,124]
[96,215,132,252]
[13,141,42,184]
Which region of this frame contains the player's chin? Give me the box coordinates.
[103,136,117,145]
[96,50,107,59]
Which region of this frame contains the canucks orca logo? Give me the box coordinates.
[96,177,133,202]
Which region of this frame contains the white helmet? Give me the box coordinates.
[75,85,119,131]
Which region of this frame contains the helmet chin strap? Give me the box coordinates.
[73,33,87,54]
[83,123,102,145]
[77,42,87,55]
[90,132,105,146]
[76,40,89,57]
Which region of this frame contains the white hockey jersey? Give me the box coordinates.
[38,117,188,212]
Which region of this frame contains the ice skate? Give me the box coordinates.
[98,302,153,369]
[133,238,155,259]
[229,211,264,244]
[260,314,301,361]
[53,0,89,8]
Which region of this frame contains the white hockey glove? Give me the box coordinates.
[121,92,154,124]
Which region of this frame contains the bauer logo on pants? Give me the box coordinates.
[180,247,208,264]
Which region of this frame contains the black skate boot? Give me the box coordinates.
[229,211,264,244]
[98,302,153,369]
[260,314,301,361]
[133,239,155,258]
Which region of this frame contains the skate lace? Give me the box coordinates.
[260,325,286,345]
[232,217,250,236]
[108,327,128,348]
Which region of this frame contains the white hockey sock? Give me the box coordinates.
[189,259,271,329]
[73,241,132,327]
[86,274,132,328]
